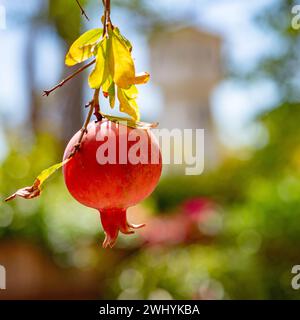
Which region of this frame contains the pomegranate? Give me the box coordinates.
[63,120,162,248]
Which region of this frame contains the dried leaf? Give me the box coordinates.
[65,28,102,66]
[5,159,70,202]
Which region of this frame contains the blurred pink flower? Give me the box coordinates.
[140,197,216,246]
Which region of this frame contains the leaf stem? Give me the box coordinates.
[75,0,90,21]
[43,59,96,96]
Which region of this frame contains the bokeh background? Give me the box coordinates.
[1,0,300,299]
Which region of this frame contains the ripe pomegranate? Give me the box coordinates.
[63,120,162,248]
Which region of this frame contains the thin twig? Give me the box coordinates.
[76,0,90,21]
[68,104,93,158]
[67,89,101,159]
[43,59,96,96]
[102,0,111,37]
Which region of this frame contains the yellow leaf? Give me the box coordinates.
[5,159,70,202]
[108,82,116,108]
[37,160,69,183]
[109,30,135,89]
[133,72,150,85]
[124,85,138,100]
[102,75,112,94]
[113,27,133,52]
[65,28,102,66]
[117,87,140,121]
[102,76,116,108]
[88,39,108,89]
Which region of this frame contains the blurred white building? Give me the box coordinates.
[150,27,222,173]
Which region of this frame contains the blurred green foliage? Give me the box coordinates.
[48,0,88,44]
[0,133,101,265]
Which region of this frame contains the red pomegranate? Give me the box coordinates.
[63,120,162,248]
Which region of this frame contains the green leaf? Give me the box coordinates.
[101,113,158,129]
[5,159,70,202]
[117,86,140,121]
[109,29,135,89]
[102,76,116,108]
[88,38,108,89]
[108,81,116,108]
[113,27,133,52]
[65,28,103,66]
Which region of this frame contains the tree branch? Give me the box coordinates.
[44,1,111,157]
[43,59,96,96]
[67,89,101,159]
[102,0,111,37]
[76,0,89,21]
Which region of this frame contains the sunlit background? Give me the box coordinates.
[1,0,300,299]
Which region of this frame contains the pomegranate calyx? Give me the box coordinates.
[99,208,145,248]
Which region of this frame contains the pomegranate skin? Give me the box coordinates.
[63,120,162,248]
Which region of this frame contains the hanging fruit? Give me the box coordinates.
[5,0,162,248]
